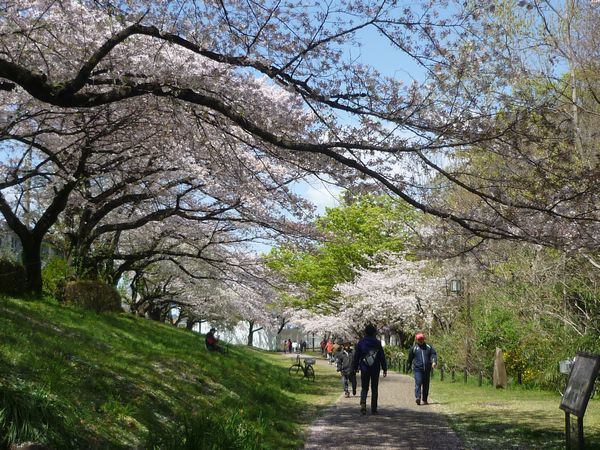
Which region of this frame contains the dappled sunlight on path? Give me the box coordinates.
[304,372,464,450]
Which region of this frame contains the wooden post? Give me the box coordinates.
[577,417,585,450]
[451,368,455,382]
[565,411,570,450]
[479,370,483,386]
[577,417,584,450]
[464,368,468,383]
[440,365,445,381]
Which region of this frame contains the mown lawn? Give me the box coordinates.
[0,296,339,449]
[431,375,600,449]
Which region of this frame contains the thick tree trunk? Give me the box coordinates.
[186,319,196,331]
[247,320,263,347]
[247,321,255,346]
[0,176,81,297]
[147,304,162,321]
[276,317,289,335]
[21,236,43,294]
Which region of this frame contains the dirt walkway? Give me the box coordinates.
[303,369,465,450]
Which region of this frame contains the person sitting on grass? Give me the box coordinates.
[205,328,224,353]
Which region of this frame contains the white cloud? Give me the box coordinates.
[298,177,342,215]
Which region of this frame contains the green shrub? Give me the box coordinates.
[63,280,122,312]
[383,345,405,370]
[0,258,27,296]
[42,257,75,300]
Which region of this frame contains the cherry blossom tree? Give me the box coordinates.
[266,194,416,311]
[0,99,146,291]
[289,253,457,342]
[2,0,599,303]
[1,65,318,292]
[338,256,453,331]
[119,230,287,342]
[3,0,598,254]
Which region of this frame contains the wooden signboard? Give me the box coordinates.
[559,352,599,418]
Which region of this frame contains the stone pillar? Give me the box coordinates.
[493,347,507,388]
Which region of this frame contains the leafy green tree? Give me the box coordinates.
[266,194,417,311]
[434,242,600,387]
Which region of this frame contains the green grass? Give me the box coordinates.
[0,296,340,449]
[11,294,597,450]
[430,375,600,449]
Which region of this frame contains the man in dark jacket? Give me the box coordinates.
[352,324,387,415]
[336,339,357,397]
[407,332,437,405]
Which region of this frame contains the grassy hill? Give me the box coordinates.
[0,296,339,449]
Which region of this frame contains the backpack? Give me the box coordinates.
[362,349,378,367]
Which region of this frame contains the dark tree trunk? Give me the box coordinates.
[186,318,201,331]
[147,304,162,321]
[276,317,289,335]
[0,196,45,294]
[247,320,263,347]
[21,236,43,294]
[384,332,391,345]
[247,321,254,346]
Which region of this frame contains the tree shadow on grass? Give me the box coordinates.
[444,409,600,450]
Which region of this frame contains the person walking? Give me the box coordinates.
[287,338,292,354]
[352,324,387,415]
[336,339,357,397]
[407,332,437,405]
[332,338,343,362]
[320,338,327,356]
[326,338,334,364]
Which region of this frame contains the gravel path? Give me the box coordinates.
[303,370,465,450]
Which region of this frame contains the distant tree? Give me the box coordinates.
[266,195,417,310]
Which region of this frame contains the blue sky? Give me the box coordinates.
[353,26,428,80]
[291,25,429,217]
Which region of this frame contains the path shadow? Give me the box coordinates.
[304,401,465,449]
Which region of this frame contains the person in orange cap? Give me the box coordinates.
[407,332,437,405]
